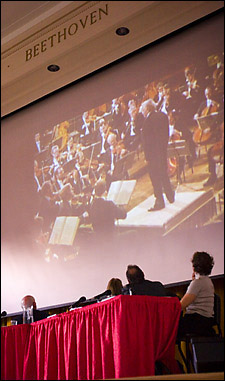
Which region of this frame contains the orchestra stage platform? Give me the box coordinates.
[116,189,216,236]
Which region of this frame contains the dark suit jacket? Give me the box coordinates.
[88,197,127,234]
[141,110,169,163]
[122,279,167,297]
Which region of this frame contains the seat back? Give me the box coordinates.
[213,293,222,337]
[190,336,224,373]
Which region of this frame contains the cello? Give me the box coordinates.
[193,98,219,145]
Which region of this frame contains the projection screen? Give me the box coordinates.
[1,10,224,313]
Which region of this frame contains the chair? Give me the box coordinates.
[177,293,222,373]
[167,139,192,183]
[190,336,224,373]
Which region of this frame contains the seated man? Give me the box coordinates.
[87,179,127,236]
[122,264,166,296]
[15,295,48,324]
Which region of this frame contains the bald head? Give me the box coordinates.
[21,295,36,309]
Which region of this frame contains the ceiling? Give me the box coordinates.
[1,1,224,117]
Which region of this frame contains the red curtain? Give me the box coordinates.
[1,295,181,380]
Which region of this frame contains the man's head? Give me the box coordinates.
[21,295,37,310]
[94,180,107,197]
[140,99,156,118]
[51,145,59,157]
[107,133,117,147]
[99,118,108,134]
[205,86,212,100]
[126,265,145,284]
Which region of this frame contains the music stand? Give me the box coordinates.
[49,136,63,151]
[35,148,51,167]
[113,151,136,179]
[82,141,101,160]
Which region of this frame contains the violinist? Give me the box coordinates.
[35,133,43,153]
[50,144,67,171]
[181,66,202,127]
[64,136,77,162]
[182,66,200,101]
[154,82,165,109]
[98,118,112,156]
[122,101,143,150]
[107,133,127,173]
[52,166,79,194]
[34,160,42,192]
[57,183,86,217]
[111,98,126,136]
[80,111,94,136]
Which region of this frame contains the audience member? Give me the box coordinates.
[177,251,215,338]
[122,264,167,296]
[15,295,48,324]
[107,278,123,295]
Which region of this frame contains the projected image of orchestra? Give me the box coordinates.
[33,50,224,262]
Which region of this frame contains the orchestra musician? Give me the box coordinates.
[63,136,77,162]
[107,133,127,172]
[52,165,81,195]
[154,82,166,111]
[80,111,95,136]
[212,55,224,103]
[35,133,43,153]
[57,183,86,217]
[86,179,127,239]
[121,101,144,150]
[50,144,67,174]
[203,121,224,187]
[98,118,114,157]
[193,86,220,145]
[37,180,60,233]
[110,98,126,137]
[52,120,69,150]
[194,86,220,120]
[99,132,128,190]
[182,66,200,101]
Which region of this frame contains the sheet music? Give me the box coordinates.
[107,180,136,205]
[49,216,80,245]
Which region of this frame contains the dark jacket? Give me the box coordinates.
[122,279,166,296]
